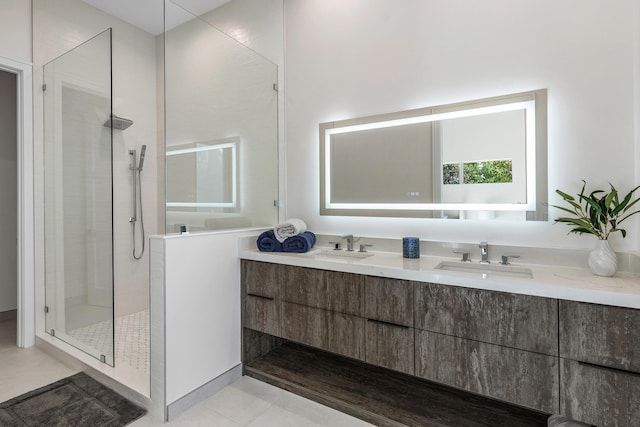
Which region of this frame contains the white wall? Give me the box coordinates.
[33,0,159,317]
[284,0,640,251]
[0,70,17,313]
[160,231,247,405]
[0,0,31,63]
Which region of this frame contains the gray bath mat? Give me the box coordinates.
[0,372,146,426]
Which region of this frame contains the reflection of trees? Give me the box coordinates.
[463,160,512,184]
[442,163,460,184]
[443,159,513,185]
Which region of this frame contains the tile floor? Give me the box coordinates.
[0,319,372,426]
[67,308,150,373]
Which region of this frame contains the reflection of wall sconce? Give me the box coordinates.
[166,140,237,208]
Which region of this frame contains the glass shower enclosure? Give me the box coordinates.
[43,29,115,365]
[38,0,280,378]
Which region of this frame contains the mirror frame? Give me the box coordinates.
[319,89,547,220]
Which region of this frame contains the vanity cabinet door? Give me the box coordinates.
[560,358,640,427]
[364,277,413,327]
[365,320,414,375]
[281,266,364,317]
[560,300,640,372]
[281,301,365,361]
[244,294,280,336]
[415,330,559,413]
[242,260,281,299]
[414,282,558,355]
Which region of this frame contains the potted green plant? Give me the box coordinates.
[551,180,640,276]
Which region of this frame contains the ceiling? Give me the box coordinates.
[82,0,232,35]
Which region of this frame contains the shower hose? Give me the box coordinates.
[132,166,145,260]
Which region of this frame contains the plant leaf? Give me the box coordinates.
[580,194,603,215]
[605,190,617,209]
[549,204,581,216]
[555,189,575,201]
[617,209,640,225]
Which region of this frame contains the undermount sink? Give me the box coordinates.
[435,261,533,279]
[311,249,374,260]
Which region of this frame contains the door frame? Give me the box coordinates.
[0,55,34,348]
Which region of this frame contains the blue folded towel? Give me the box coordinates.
[257,230,283,252]
[282,231,316,253]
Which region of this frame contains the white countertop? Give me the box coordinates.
[241,248,640,309]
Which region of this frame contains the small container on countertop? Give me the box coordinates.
[402,237,420,259]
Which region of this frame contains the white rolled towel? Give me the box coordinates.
[274,218,307,243]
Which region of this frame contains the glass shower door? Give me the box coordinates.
[43,29,115,366]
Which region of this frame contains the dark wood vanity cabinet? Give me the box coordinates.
[242,261,282,336]
[281,265,364,317]
[413,282,559,413]
[363,277,415,374]
[415,330,559,413]
[415,283,558,355]
[364,276,413,326]
[241,259,639,424]
[559,301,640,371]
[242,261,366,361]
[278,265,366,360]
[243,259,281,299]
[365,320,414,374]
[244,294,280,337]
[559,301,640,426]
[282,302,365,360]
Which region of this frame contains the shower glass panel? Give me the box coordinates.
[165,0,279,233]
[43,29,114,366]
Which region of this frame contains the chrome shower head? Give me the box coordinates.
[104,114,133,131]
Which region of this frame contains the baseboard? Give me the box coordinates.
[166,364,243,421]
[0,309,17,322]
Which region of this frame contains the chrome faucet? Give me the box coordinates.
[479,241,490,264]
[342,235,355,251]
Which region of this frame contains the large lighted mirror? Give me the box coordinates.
[320,89,547,220]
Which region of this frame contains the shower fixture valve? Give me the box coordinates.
[129,216,136,223]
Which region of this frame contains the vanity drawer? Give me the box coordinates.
[244,294,280,337]
[415,330,559,413]
[560,358,640,427]
[414,282,558,355]
[364,276,413,327]
[560,300,640,371]
[281,265,364,317]
[242,260,281,299]
[281,301,365,361]
[365,319,414,375]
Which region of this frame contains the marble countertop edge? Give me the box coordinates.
[240,248,640,310]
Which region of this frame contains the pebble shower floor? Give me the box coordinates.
[67,309,150,373]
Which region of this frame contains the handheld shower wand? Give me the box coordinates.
[129,145,146,260]
[138,144,147,170]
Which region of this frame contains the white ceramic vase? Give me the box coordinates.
[588,239,617,277]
